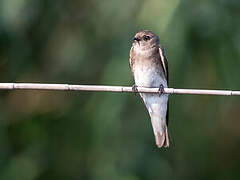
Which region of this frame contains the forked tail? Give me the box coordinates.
[150,114,169,148]
[155,126,169,148]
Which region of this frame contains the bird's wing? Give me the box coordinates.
[159,45,169,126]
[129,46,135,75]
[158,45,168,83]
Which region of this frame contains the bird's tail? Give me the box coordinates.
[155,126,169,148]
[151,117,169,148]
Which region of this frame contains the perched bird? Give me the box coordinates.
[129,30,169,148]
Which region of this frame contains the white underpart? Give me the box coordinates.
[134,62,168,135]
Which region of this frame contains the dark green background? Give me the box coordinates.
[0,0,240,179]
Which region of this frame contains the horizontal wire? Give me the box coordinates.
[0,83,239,96]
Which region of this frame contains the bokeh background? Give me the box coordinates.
[0,0,240,179]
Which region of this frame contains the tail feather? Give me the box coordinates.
[141,93,169,148]
[155,126,169,148]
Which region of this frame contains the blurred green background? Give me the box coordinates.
[0,0,240,179]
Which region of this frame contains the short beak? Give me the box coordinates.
[133,37,140,41]
[133,37,140,45]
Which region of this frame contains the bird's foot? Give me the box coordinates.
[158,84,164,96]
[132,84,138,96]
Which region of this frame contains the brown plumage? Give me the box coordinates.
[129,30,169,148]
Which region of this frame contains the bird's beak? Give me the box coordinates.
[133,37,141,45]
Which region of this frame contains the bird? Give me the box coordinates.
[129,30,169,148]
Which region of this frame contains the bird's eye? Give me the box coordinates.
[143,35,151,41]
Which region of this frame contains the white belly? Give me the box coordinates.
[133,64,168,124]
[134,65,167,88]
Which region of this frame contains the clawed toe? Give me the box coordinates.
[132,84,138,95]
[158,84,164,96]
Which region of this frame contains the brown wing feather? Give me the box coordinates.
[159,45,169,126]
[158,45,168,83]
[129,46,135,75]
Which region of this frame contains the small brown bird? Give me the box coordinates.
[129,30,169,148]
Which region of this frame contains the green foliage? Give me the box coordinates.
[0,0,240,179]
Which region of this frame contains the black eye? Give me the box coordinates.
[143,35,151,41]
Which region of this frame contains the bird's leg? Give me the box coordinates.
[132,84,138,96]
[158,84,164,96]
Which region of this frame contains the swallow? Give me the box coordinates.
[129,30,169,148]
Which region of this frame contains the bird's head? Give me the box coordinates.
[132,30,160,50]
